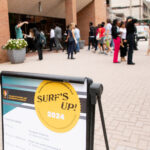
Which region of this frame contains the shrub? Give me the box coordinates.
[3,39,28,50]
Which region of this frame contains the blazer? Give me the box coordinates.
[126,19,138,36]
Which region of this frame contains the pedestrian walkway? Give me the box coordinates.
[0,41,150,150]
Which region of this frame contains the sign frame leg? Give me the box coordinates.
[90,83,110,150]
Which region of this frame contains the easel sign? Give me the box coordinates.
[1,71,109,150]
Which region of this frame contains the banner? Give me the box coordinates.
[2,75,88,150]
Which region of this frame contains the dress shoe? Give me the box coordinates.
[128,62,135,65]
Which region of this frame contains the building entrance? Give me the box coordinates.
[9,13,66,48]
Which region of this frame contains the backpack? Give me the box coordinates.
[40,33,46,47]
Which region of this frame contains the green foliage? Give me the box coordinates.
[3,39,28,50]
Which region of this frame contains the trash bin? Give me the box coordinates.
[79,40,85,49]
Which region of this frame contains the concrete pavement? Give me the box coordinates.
[0,41,150,150]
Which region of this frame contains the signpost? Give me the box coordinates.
[0,71,109,150]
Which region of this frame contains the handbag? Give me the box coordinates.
[96,28,101,40]
[96,33,100,40]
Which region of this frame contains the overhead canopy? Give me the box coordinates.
[8,0,93,18]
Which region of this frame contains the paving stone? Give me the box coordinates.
[0,41,150,150]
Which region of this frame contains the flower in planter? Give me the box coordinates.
[3,39,28,50]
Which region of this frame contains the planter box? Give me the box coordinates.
[7,48,26,64]
[79,40,85,49]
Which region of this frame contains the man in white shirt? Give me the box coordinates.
[74,25,80,52]
[50,26,55,51]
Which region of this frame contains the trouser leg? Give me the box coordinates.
[38,46,43,60]
[71,44,74,58]
[127,35,134,63]
[50,38,53,51]
[76,39,80,52]
[88,37,91,50]
[113,37,120,63]
[55,38,58,50]
[128,42,134,63]
[58,38,63,50]
[95,40,98,50]
[68,42,71,58]
[123,41,127,57]
[92,38,95,48]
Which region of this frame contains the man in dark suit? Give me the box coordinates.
[126,17,138,65]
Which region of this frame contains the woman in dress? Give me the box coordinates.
[66,23,77,59]
[120,21,127,62]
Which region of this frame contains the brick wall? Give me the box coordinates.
[65,0,77,25]
[77,2,95,45]
[94,0,106,25]
[0,0,10,63]
[77,0,106,45]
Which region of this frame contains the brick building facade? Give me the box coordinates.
[0,0,10,62]
[0,0,106,63]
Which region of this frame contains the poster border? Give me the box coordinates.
[1,71,94,150]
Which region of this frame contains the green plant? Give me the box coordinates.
[3,39,28,50]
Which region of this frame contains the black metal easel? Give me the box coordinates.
[90,83,109,150]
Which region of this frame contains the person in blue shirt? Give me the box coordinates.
[15,20,28,39]
[74,25,80,52]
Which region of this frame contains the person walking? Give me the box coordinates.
[74,25,80,52]
[120,21,127,62]
[88,22,95,50]
[15,20,28,39]
[105,19,113,50]
[32,28,43,60]
[94,25,98,51]
[54,25,63,52]
[104,30,112,54]
[105,19,112,38]
[62,25,70,52]
[40,30,46,48]
[23,28,35,52]
[50,26,55,51]
[111,19,121,63]
[126,17,137,65]
[66,23,77,59]
[100,23,106,54]
[97,24,106,54]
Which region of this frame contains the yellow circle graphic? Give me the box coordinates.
[34,81,81,133]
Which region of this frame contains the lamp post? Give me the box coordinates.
[139,0,142,20]
[109,0,113,20]
[130,0,132,16]
[38,1,42,12]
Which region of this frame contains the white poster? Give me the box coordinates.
[2,76,87,150]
